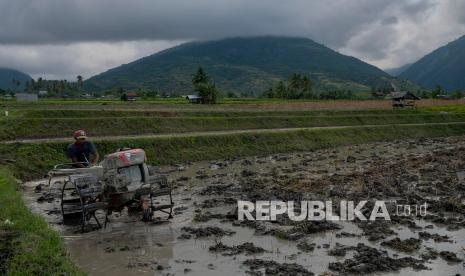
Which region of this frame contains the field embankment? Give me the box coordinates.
[2,98,464,111]
[3,122,465,181]
[0,170,83,275]
[3,109,465,141]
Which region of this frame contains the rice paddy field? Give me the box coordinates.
[2,98,465,275]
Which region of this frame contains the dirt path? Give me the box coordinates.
[3,122,465,144]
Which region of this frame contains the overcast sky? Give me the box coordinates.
[0,0,464,80]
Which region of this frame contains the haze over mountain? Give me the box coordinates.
[85,36,416,96]
[400,35,465,91]
[0,67,32,90]
[385,63,411,76]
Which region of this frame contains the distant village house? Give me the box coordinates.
[385,91,420,108]
[121,92,140,101]
[436,94,451,100]
[186,95,203,104]
[126,92,139,101]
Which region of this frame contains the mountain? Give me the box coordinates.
[385,63,411,76]
[400,35,465,91]
[0,68,32,91]
[85,36,415,96]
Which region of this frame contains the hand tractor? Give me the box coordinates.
[48,148,173,232]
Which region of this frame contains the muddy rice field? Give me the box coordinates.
[23,136,465,275]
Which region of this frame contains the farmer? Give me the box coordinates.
[66,130,99,168]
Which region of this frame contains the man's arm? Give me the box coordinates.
[91,152,100,165]
[71,157,86,168]
[89,142,99,165]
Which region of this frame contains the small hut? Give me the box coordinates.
[126,92,139,101]
[186,95,203,104]
[385,91,420,108]
[436,94,451,100]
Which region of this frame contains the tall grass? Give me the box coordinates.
[0,170,83,275]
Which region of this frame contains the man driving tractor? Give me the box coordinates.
[66,130,100,168]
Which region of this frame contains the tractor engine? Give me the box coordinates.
[101,148,149,192]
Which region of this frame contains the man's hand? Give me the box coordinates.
[91,152,100,166]
[71,157,86,168]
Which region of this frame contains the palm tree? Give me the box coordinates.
[275,81,287,98]
[302,75,312,98]
[77,75,83,89]
[289,73,301,92]
[192,67,209,86]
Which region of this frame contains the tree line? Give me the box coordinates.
[263,73,312,99]
[23,76,84,96]
[262,73,354,100]
[371,85,465,99]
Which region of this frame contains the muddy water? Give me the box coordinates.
[23,137,465,275]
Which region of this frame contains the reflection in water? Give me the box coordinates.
[66,222,175,276]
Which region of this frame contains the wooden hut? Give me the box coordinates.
[385,91,420,108]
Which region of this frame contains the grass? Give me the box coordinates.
[3,112,465,140]
[0,169,83,275]
[2,98,464,113]
[3,122,465,181]
[424,104,465,113]
[9,108,426,118]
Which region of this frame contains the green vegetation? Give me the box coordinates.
[263,72,359,99]
[23,77,84,98]
[401,34,465,91]
[424,104,465,113]
[0,97,375,108]
[264,73,314,99]
[9,107,426,118]
[3,123,465,181]
[192,67,219,104]
[4,112,465,141]
[0,170,83,275]
[84,36,419,96]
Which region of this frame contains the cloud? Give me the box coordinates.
[340,0,465,68]
[0,0,394,46]
[0,0,464,79]
[0,40,183,80]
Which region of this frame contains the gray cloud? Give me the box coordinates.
[0,0,464,79]
[0,0,394,46]
[0,40,184,80]
[381,17,398,25]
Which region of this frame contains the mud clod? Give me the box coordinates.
[420,247,439,261]
[209,241,265,256]
[243,259,314,276]
[328,243,427,273]
[296,240,315,252]
[37,193,55,203]
[439,251,463,262]
[328,243,353,257]
[199,197,236,208]
[381,237,422,253]
[200,184,233,195]
[193,211,225,222]
[180,226,235,238]
[418,231,452,243]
